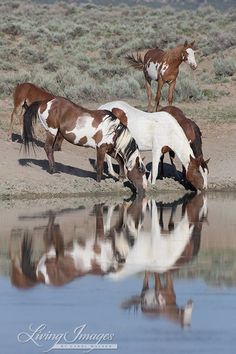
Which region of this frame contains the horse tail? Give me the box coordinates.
[23,101,41,152]
[125,53,144,70]
[21,232,37,282]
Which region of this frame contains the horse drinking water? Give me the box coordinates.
[99,101,208,191]
[126,41,197,111]
[22,97,147,195]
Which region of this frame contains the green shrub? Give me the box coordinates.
[213,58,236,77]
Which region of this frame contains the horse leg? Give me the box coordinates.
[96,146,107,182]
[19,107,25,139]
[160,153,165,179]
[182,165,186,180]
[53,132,64,151]
[145,79,153,112]
[116,154,126,180]
[105,154,118,179]
[142,271,150,293]
[8,105,22,141]
[44,133,56,174]
[155,78,164,111]
[167,79,176,106]
[169,150,181,180]
[151,146,161,184]
[154,273,162,291]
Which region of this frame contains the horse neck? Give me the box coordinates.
[165,120,194,169]
[163,46,184,67]
[114,125,138,169]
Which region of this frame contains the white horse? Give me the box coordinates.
[99,101,207,191]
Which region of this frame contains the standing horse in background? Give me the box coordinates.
[22,97,147,195]
[126,41,197,111]
[159,106,210,180]
[8,82,55,141]
[99,101,208,191]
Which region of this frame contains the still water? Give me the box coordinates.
[0,192,236,354]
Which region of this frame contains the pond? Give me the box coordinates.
[0,192,236,354]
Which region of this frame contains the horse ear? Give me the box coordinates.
[190,40,195,47]
[204,157,210,165]
[135,156,140,166]
[184,40,188,47]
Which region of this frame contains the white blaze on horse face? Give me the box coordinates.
[65,114,96,147]
[199,165,208,189]
[146,61,160,81]
[186,48,197,69]
[39,100,58,136]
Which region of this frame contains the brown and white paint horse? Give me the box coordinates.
[9,206,127,288]
[9,82,55,141]
[159,106,210,181]
[22,97,147,195]
[126,41,197,111]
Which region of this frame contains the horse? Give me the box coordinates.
[159,106,210,180]
[99,101,208,191]
[121,271,193,327]
[115,193,208,326]
[108,193,207,280]
[9,206,127,288]
[126,41,197,111]
[8,82,55,141]
[22,97,147,195]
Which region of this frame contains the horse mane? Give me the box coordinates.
[163,44,185,63]
[114,123,137,161]
[190,119,203,158]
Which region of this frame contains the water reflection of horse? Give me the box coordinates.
[22,97,147,195]
[126,41,197,111]
[9,192,207,303]
[111,193,208,327]
[9,206,125,288]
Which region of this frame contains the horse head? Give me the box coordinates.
[126,156,147,196]
[182,40,197,70]
[186,155,209,191]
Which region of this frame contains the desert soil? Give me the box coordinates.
[0,95,236,202]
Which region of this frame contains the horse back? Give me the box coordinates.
[160,106,203,157]
[13,82,55,107]
[144,48,165,65]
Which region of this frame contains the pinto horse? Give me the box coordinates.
[159,106,210,180]
[8,82,55,141]
[99,101,208,191]
[22,97,147,195]
[126,41,197,111]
